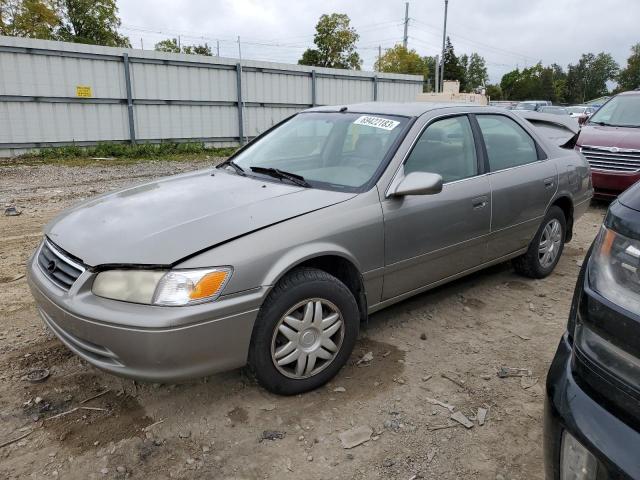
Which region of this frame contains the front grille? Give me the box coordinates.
[37,239,85,290]
[581,145,640,172]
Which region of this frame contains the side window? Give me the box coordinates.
[476,115,539,171]
[404,116,477,183]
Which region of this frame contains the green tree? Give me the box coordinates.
[154,38,181,53]
[617,43,640,91]
[465,53,488,92]
[485,83,502,100]
[183,43,212,56]
[375,44,428,76]
[56,0,129,47]
[0,0,59,38]
[298,13,361,70]
[442,37,466,90]
[155,38,213,56]
[566,52,618,103]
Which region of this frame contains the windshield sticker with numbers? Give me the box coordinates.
[353,115,400,131]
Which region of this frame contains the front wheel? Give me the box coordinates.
[513,206,566,279]
[248,268,359,395]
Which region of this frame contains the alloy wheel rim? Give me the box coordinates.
[270,298,345,379]
[538,218,563,268]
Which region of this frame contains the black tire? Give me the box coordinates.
[513,206,567,279]
[248,267,359,395]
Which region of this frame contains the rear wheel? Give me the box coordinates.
[248,268,359,395]
[513,206,566,279]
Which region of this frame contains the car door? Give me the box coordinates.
[474,113,558,260]
[380,114,491,300]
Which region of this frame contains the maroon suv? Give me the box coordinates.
[576,90,640,199]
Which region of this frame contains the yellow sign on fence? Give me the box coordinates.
[75,85,93,98]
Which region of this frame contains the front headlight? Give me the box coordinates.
[588,225,640,315]
[92,267,232,306]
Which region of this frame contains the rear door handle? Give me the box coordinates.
[544,177,555,189]
[472,195,488,209]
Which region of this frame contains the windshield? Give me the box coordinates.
[589,94,640,127]
[230,112,409,190]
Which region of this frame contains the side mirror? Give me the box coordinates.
[578,114,588,126]
[391,172,443,197]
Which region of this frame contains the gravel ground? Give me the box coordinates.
[0,159,607,479]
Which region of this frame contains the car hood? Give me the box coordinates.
[45,169,356,267]
[618,181,640,212]
[577,125,640,150]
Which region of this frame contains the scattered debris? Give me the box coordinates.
[382,458,395,467]
[178,431,192,439]
[497,367,532,378]
[427,423,456,431]
[420,333,427,340]
[80,389,110,404]
[450,411,474,429]
[423,396,455,413]
[520,376,540,390]
[427,448,437,462]
[23,368,50,383]
[477,407,488,426]
[4,206,21,216]
[259,430,285,442]
[441,372,465,388]
[392,377,405,385]
[576,259,584,267]
[46,406,108,421]
[356,351,374,366]
[338,425,373,449]
[333,386,346,393]
[260,404,276,411]
[143,419,165,432]
[421,374,433,382]
[5,273,25,283]
[513,332,531,341]
[382,350,391,358]
[0,429,34,449]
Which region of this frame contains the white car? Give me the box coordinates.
[566,105,596,118]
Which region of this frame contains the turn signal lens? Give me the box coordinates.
[189,271,230,300]
[153,268,232,306]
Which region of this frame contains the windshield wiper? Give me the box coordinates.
[250,167,311,187]
[219,159,246,176]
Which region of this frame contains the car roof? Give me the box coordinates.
[305,101,490,118]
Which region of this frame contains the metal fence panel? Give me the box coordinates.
[0,35,423,157]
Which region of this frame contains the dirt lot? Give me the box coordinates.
[0,159,606,479]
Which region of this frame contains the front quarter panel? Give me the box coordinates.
[178,188,385,305]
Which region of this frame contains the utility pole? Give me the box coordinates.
[140,38,144,50]
[378,45,382,67]
[434,54,439,93]
[216,40,220,56]
[237,36,246,144]
[178,35,181,51]
[440,0,449,92]
[403,2,409,49]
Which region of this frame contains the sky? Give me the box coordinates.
[117,0,640,84]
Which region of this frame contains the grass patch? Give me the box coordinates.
[3,142,237,167]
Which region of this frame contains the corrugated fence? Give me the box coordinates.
[0,36,423,157]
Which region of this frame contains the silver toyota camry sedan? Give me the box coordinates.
[27,102,593,394]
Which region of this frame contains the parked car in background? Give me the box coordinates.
[539,106,570,116]
[545,181,640,479]
[27,103,592,395]
[566,105,597,119]
[513,110,579,145]
[489,100,518,110]
[574,90,640,199]
[514,100,552,111]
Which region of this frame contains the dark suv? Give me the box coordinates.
[544,181,640,478]
[576,90,640,199]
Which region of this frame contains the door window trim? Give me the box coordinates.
[471,112,548,174]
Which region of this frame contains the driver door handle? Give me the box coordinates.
[544,177,555,189]
[472,195,488,210]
